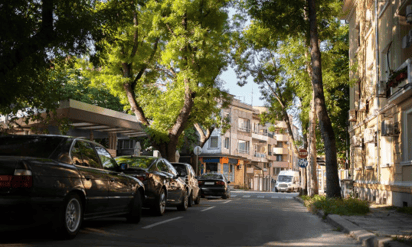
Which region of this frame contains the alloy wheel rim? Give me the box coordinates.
[66,198,81,232]
[184,193,188,208]
[160,192,166,213]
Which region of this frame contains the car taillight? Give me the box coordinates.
[0,169,32,188]
[216,181,225,186]
[198,181,204,185]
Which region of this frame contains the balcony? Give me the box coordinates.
[238,148,249,154]
[273,147,288,155]
[387,59,412,105]
[272,161,289,168]
[252,152,268,162]
[252,132,268,142]
[275,134,288,142]
[238,126,251,133]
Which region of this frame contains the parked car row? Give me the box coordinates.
[1,135,232,240]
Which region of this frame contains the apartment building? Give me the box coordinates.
[199,98,295,190]
[342,0,412,207]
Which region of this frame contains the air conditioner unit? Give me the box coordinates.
[358,100,366,112]
[349,109,357,122]
[364,128,376,143]
[351,135,362,147]
[381,119,399,136]
[377,81,387,97]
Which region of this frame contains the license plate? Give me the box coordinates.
[205,182,215,185]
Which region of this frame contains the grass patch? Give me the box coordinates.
[300,195,370,216]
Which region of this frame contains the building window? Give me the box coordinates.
[224,137,230,149]
[210,136,218,148]
[238,118,251,132]
[238,140,250,154]
[268,144,272,156]
[276,155,282,161]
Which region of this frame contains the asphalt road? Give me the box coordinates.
[0,191,361,246]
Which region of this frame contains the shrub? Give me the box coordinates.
[300,195,370,216]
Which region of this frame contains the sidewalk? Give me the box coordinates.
[295,197,412,247]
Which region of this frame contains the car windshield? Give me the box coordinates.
[114,156,156,169]
[173,164,187,176]
[199,173,223,180]
[0,135,66,159]
[278,175,293,182]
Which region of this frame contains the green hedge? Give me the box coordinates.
[300,195,370,216]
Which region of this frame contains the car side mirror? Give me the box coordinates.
[119,163,129,171]
[227,181,231,184]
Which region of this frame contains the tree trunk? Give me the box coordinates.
[307,0,341,198]
[308,92,318,196]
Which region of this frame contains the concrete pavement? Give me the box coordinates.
[295,197,412,247]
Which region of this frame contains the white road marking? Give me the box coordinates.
[231,195,237,197]
[243,195,250,198]
[286,197,293,199]
[223,200,232,204]
[142,217,183,229]
[201,206,215,212]
[272,196,279,198]
[257,196,264,198]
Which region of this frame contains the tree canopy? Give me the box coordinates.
[79,0,232,161]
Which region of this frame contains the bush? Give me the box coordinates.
[300,195,370,216]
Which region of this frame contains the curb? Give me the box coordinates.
[293,197,409,247]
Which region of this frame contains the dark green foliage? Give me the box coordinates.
[301,195,370,216]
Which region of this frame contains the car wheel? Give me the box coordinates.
[188,191,193,207]
[126,190,142,223]
[194,193,201,204]
[274,187,278,192]
[177,190,188,211]
[222,192,228,199]
[152,188,166,216]
[55,193,83,239]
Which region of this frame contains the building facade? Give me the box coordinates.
[343,0,412,207]
[199,98,297,190]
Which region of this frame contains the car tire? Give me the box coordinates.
[194,193,201,204]
[152,188,166,216]
[177,190,188,211]
[274,187,278,192]
[55,193,83,240]
[188,191,193,207]
[222,192,228,199]
[126,190,142,223]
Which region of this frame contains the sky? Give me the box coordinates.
[219,67,266,107]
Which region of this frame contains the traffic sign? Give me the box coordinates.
[298,159,308,168]
[298,148,308,159]
[194,146,202,155]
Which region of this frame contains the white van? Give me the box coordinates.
[275,170,300,192]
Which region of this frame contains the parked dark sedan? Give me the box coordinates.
[0,135,144,239]
[114,156,189,216]
[170,162,200,206]
[198,173,231,199]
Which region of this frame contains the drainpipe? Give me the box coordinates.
[375,0,381,192]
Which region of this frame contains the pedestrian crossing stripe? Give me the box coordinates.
[231,195,237,197]
[243,195,250,198]
[257,196,264,198]
[272,196,279,198]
